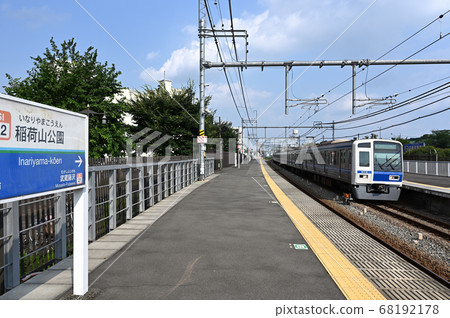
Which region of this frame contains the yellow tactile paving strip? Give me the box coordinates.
[260,160,386,300]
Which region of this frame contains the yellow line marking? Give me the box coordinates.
[260,160,386,300]
[403,180,449,190]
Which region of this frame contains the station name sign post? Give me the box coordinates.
[0,94,89,295]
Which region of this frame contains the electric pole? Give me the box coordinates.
[199,0,206,180]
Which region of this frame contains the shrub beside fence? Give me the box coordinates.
[0,158,214,295]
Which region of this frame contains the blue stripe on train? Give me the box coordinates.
[373,171,403,182]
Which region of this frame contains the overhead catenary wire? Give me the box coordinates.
[336,106,450,139]
[312,10,450,102]
[308,82,450,139]
[226,0,253,124]
[271,0,380,140]
[295,31,450,128]
[384,75,450,99]
[258,0,379,123]
[205,0,255,128]
[204,0,244,121]
[288,10,450,138]
[211,1,244,107]
[329,81,450,125]
[334,94,450,131]
[208,0,256,146]
[73,0,199,124]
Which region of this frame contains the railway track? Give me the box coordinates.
[363,202,450,240]
[267,160,450,287]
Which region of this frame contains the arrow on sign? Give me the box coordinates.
[75,155,83,167]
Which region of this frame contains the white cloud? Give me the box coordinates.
[220,0,450,60]
[182,24,197,35]
[140,41,198,83]
[138,0,449,131]
[140,41,224,84]
[145,51,159,60]
[206,82,272,111]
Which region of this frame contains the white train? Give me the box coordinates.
[272,139,403,201]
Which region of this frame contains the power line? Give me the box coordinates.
[73,0,199,124]
[337,106,450,139]
[203,0,244,121]
[227,0,253,123]
[308,83,450,139]
[295,31,450,127]
[313,10,450,101]
[257,0,379,122]
[330,81,450,125]
[287,10,450,139]
[334,93,450,130]
[384,75,450,99]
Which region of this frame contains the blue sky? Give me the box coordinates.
[1,0,449,144]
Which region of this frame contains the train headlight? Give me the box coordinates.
[359,174,369,179]
[389,175,400,181]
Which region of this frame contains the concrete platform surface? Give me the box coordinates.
[0,175,215,300]
[87,162,344,300]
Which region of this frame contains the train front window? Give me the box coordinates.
[374,141,402,172]
[359,151,370,167]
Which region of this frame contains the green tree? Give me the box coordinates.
[128,81,203,156]
[391,136,410,145]
[3,38,129,158]
[416,130,450,149]
[404,146,450,161]
[128,81,237,156]
[204,110,238,152]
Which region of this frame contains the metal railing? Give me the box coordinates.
[0,158,214,294]
[404,160,450,177]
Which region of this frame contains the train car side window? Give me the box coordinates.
[358,143,370,148]
[359,151,370,167]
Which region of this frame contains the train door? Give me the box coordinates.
[355,142,373,183]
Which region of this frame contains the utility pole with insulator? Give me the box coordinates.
[198,0,206,180]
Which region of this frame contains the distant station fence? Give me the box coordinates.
[0,157,214,295]
[404,160,450,177]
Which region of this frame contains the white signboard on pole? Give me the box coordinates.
[0,94,89,295]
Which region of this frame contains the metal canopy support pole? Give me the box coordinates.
[285,65,289,115]
[199,0,206,180]
[352,64,356,115]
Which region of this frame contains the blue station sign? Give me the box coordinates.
[404,143,425,152]
[0,94,87,201]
